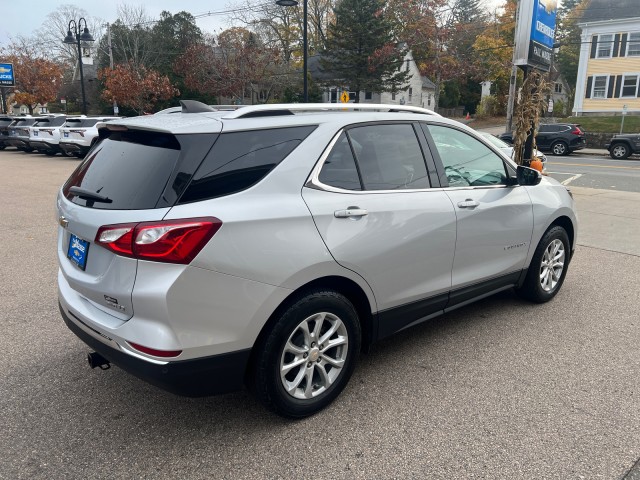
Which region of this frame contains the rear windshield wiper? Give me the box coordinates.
[69,186,113,203]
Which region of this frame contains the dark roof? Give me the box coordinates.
[421,76,436,90]
[579,0,640,23]
[307,54,339,82]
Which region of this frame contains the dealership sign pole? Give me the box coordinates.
[512,0,557,163]
[0,63,15,114]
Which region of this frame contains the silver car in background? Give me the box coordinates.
[56,102,577,418]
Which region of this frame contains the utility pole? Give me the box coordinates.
[107,23,118,116]
[505,1,520,133]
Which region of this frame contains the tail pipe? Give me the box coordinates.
[87,351,111,370]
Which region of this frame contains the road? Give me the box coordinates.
[546,154,640,193]
[1,150,640,479]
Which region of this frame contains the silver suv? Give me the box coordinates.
[56,102,577,418]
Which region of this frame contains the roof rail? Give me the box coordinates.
[222,103,441,119]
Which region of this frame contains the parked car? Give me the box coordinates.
[59,116,120,158]
[478,131,547,167]
[0,115,15,150]
[5,116,36,151]
[56,102,577,418]
[605,133,640,159]
[499,123,587,156]
[29,114,78,156]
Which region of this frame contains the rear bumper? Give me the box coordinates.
[60,142,89,154]
[30,140,60,151]
[5,138,29,148]
[59,302,251,397]
[569,138,586,151]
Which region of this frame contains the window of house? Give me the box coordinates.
[330,89,337,103]
[596,34,614,58]
[365,91,372,100]
[554,83,562,93]
[406,60,410,72]
[592,76,608,98]
[621,75,639,97]
[628,32,640,56]
[408,88,413,102]
[392,92,396,101]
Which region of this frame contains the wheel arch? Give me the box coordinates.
[245,275,376,384]
[609,139,633,150]
[549,215,575,255]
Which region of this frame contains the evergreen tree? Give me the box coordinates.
[321,0,409,102]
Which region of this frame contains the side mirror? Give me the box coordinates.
[516,165,542,186]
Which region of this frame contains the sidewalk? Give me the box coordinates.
[569,186,640,257]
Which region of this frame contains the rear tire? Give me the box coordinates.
[517,226,570,303]
[610,143,630,159]
[551,141,568,156]
[252,290,361,418]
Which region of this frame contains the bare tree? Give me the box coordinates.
[33,4,104,68]
[230,0,334,63]
[107,5,156,70]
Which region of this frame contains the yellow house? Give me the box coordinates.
[573,0,640,116]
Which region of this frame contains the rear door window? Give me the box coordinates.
[318,132,362,191]
[348,124,430,190]
[179,126,316,203]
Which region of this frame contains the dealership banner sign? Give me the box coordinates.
[514,0,557,71]
[0,63,15,86]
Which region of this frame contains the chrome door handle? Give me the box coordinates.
[334,208,369,218]
[457,199,479,208]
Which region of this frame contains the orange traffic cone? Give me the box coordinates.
[465,112,470,120]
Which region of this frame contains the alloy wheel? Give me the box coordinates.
[279,312,348,400]
[539,239,565,292]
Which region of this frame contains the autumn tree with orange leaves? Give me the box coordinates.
[1,40,63,114]
[472,0,518,108]
[99,62,179,115]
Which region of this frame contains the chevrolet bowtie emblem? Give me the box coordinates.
[59,216,69,228]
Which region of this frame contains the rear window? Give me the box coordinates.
[0,118,13,127]
[14,119,35,126]
[178,126,316,203]
[65,119,100,128]
[63,130,183,210]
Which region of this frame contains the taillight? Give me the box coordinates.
[128,342,182,358]
[95,217,222,264]
[571,126,582,135]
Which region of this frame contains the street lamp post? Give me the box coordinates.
[276,0,308,103]
[63,18,94,115]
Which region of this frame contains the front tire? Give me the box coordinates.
[551,141,569,156]
[517,226,570,303]
[610,143,630,159]
[252,290,361,418]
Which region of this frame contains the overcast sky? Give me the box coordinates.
[1,0,509,45]
[0,1,234,44]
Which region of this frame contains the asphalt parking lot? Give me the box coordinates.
[1,149,639,479]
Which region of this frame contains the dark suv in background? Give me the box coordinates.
[499,123,587,156]
[605,133,640,159]
[0,115,16,150]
